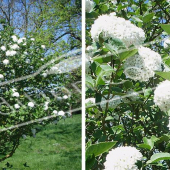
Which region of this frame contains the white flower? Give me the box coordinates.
[25,59,30,64]
[41,45,45,49]
[104,146,143,170]
[44,102,49,110]
[58,110,65,116]
[18,37,26,44]
[6,50,17,56]
[101,95,122,110]
[168,118,170,130]
[42,72,47,77]
[1,46,6,51]
[124,46,162,82]
[10,44,19,50]
[31,38,35,41]
[14,104,20,109]
[91,13,145,47]
[41,58,44,61]
[11,35,18,42]
[86,0,95,13]
[3,59,9,65]
[24,51,28,55]
[11,88,17,92]
[53,110,58,115]
[0,74,4,79]
[163,38,170,48]
[28,102,34,107]
[154,80,170,112]
[63,95,68,99]
[85,98,95,104]
[111,0,117,5]
[12,92,19,97]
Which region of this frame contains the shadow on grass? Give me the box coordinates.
[0,114,81,170]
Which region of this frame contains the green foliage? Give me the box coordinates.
[0,114,81,169]
[86,0,170,169]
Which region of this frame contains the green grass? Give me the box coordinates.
[0,114,81,170]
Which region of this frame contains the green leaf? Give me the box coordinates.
[93,55,112,63]
[96,65,114,85]
[155,71,170,81]
[86,154,95,170]
[131,16,143,23]
[100,65,114,72]
[143,137,154,150]
[104,38,126,54]
[123,81,133,89]
[93,0,99,4]
[147,153,170,164]
[86,141,117,158]
[160,24,170,34]
[100,4,109,12]
[137,144,152,150]
[86,74,94,88]
[143,13,154,23]
[119,49,138,61]
[105,116,114,121]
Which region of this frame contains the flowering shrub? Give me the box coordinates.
[86,0,170,169]
[0,23,80,161]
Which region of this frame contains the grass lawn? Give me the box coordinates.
[0,114,81,170]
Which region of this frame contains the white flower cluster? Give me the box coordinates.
[163,38,170,48]
[168,118,170,130]
[86,0,95,13]
[90,13,145,47]
[100,95,122,110]
[124,46,162,81]
[111,0,117,5]
[154,80,170,112]
[104,146,143,170]
[53,110,65,116]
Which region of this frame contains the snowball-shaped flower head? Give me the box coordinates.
[11,35,18,42]
[154,80,170,112]
[0,74,4,79]
[42,72,47,77]
[18,37,26,44]
[58,111,65,116]
[163,38,170,49]
[100,95,122,110]
[44,102,49,110]
[124,46,162,82]
[6,50,17,56]
[111,0,117,5]
[12,92,19,97]
[41,45,45,49]
[1,46,6,51]
[86,0,95,13]
[104,146,143,170]
[53,110,58,115]
[3,59,9,65]
[168,118,170,130]
[10,44,19,50]
[63,95,68,99]
[91,13,145,47]
[28,102,34,108]
[85,98,95,104]
[14,104,20,109]
[31,38,35,41]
